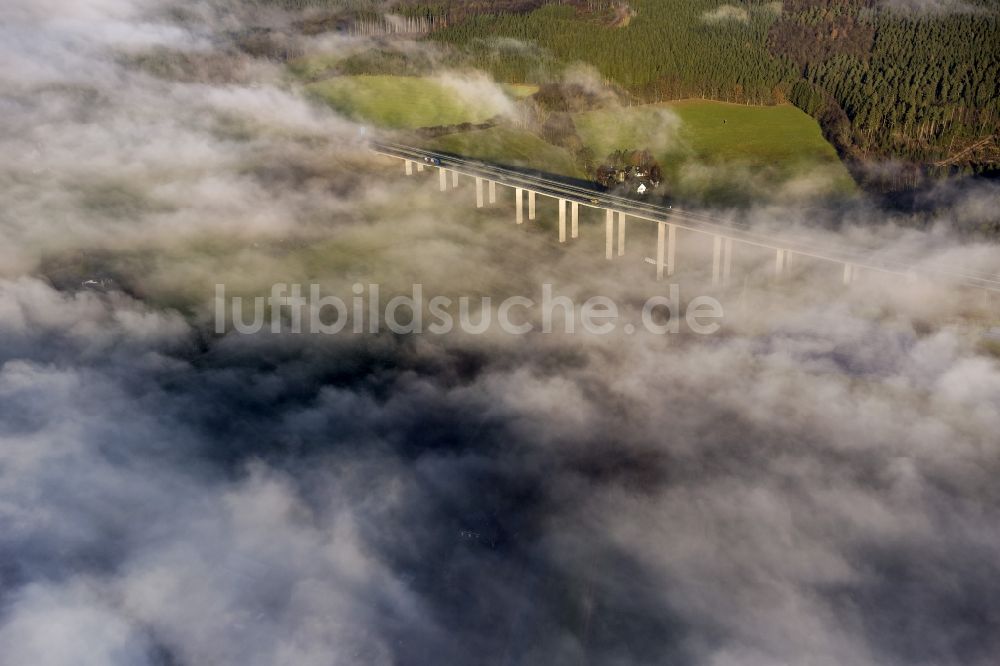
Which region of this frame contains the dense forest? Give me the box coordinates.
[410,0,999,192]
[431,1,792,103]
[777,6,999,176]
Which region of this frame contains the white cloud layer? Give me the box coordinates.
[0,0,999,664]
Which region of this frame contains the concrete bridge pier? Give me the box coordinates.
[656,223,666,280]
[617,212,626,256]
[515,188,524,225]
[775,249,787,278]
[843,263,855,285]
[405,160,413,176]
[712,236,735,286]
[712,236,722,285]
[605,210,626,259]
[451,170,459,188]
[654,222,677,280]
[667,224,676,276]
[417,162,425,172]
[489,181,497,205]
[558,199,567,243]
[605,209,614,260]
[439,167,447,192]
[723,238,734,286]
[528,191,536,220]
[475,177,484,208]
[571,202,579,239]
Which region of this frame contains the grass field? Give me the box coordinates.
[308,75,535,129]
[576,100,857,203]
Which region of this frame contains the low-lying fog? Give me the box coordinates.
[1,2,998,664]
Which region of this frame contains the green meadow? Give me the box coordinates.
[576,100,857,203]
[307,75,533,129]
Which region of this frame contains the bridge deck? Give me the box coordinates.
[372,141,1000,293]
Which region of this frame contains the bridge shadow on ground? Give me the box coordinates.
[427,148,601,193]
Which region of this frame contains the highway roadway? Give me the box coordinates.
[371,141,1000,293]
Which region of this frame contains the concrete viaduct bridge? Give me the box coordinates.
[372,141,1000,295]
